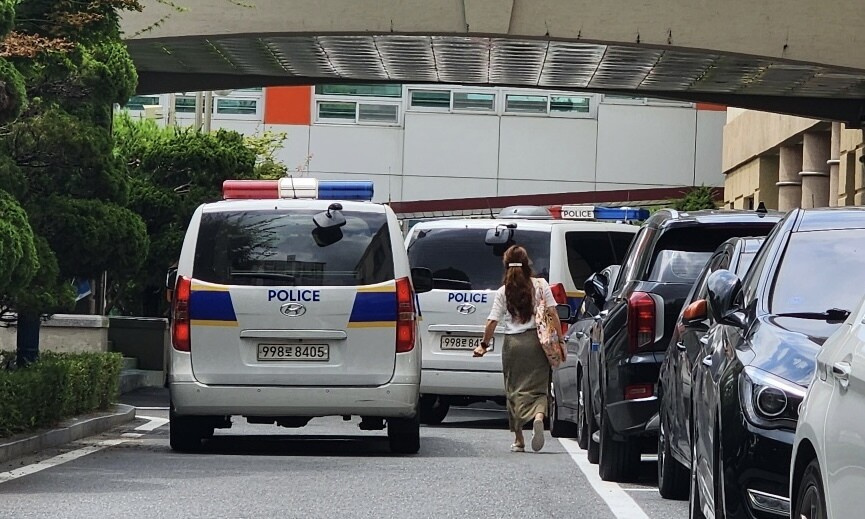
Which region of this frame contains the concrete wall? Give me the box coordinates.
[0,315,109,354]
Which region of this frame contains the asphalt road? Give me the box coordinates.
[0,388,687,519]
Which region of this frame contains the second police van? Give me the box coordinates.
[405,205,640,424]
[166,178,433,454]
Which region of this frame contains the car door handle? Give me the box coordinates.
[701,355,712,367]
[833,362,852,387]
[676,341,687,351]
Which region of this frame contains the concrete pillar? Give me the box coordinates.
[800,132,831,208]
[777,145,803,211]
[828,123,841,207]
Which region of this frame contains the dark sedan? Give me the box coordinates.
[656,236,765,499]
[690,207,865,519]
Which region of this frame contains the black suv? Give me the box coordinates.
[582,208,782,482]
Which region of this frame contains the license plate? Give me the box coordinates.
[440,336,494,351]
[257,344,329,361]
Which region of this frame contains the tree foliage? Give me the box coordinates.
[111,113,258,316]
[672,185,719,211]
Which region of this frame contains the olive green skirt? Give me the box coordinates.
[502,329,550,432]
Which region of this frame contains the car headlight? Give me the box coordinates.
[739,366,806,430]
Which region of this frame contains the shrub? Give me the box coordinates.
[0,351,122,437]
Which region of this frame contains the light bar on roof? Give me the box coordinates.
[222,178,374,201]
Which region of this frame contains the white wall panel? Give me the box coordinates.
[307,125,403,175]
[497,179,595,196]
[265,124,312,172]
[695,111,726,186]
[403,113,500,178]
[498,117,598,182]
[596,105,697,187]
[401,175,497,201]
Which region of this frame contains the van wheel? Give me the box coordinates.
[575,372,589,449]
[550,393,578,438]
[419,395,449,425]
[598,410,639,482]
[657,408,688,499]
[794,459,827,519]
[585,377,599,463]
[169,408,212,452]
[388,414,421,454]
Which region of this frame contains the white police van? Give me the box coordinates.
[166,178,432,454]
[405,205,639,424]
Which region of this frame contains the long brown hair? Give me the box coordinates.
[503,245,534,324]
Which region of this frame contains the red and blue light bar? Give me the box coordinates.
[223,178,374,201]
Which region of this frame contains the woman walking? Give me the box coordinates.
[473,245,565,452]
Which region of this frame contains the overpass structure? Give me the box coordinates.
[122,0,865,123]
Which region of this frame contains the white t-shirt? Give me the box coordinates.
[487,278,557,335]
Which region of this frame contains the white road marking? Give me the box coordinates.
[0,439,125,484]
[624,488,660,492]
[121,433,144,439]
[135,406,169,411]
[135,415,170,432]
[559,438,651,519]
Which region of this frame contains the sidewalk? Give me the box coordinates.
[0,405,136,464]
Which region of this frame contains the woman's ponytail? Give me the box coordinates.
[502,246,534,324]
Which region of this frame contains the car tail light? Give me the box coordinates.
[624,384,654,400]
[172,276,192,352]
[396,277,416,353]
[627,291,655,353]
[549,282,570,335]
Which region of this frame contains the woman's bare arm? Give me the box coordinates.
[473,319,498,357]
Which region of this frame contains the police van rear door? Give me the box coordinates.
[406,225,552,372]
[187,202,400,387]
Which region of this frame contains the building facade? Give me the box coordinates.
[723,108,864,210]
[127,85,727,214]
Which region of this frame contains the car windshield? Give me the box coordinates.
[193,209,394,287]
[407,228,551,290]
[770,228,865,315]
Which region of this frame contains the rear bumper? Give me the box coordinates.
[170,381,418,418]
[420,369,505,397]
[606,396,660,437]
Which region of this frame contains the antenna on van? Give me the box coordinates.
[485,198,495,218]
[287,175,298,199]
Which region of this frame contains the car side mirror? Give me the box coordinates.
[584,272,609,305]
[556,304,574,323]
[165,267,178,290]
[411,267,434,294]
[682,299,707,325]
[707,270,747,329]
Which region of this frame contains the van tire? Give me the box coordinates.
[169,408,211,452]
[419,395,449,425]
[598,410,639,482]
[388,414,421,454]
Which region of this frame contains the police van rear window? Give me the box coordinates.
[407,228,551,291]
[193,210,394,287]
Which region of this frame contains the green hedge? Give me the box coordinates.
[0,351,122,437]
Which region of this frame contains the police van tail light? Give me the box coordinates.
[396,277,416,353]
[550,283,569,335]
[172,276,192,352]
[627,291,655,354]
[222,178,374,201]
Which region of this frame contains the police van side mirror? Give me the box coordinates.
[556,304,574,323]
[165,267,178,290]
[411,267,434,294]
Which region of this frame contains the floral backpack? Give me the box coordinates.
[532,278,567,368]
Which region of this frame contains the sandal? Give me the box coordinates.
[511,443,525,453]
[531,418,545,452]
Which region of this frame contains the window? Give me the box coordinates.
[193,210,394,287]
[315,84,402,97]
[175,96,199,113]
[358,104,398,123]
[564,231,636,290]
[770,228,865,315]
[316,100,399,124]
[407,228,551,290]
[505,94,548,113]
[410,90,450,109]
[317,101,356,121]
[125,96,160,111]
[647,250,713,284]
[550,95,590,113]
[453,92,495,111]
[602,95,647,105]
[216,99,257,115]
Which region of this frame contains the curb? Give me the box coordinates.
[0,404,136,464]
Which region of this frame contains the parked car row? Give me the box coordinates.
[552,206,865,519]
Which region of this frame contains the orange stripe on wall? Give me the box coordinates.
[264,86,311,125]
[696,102,727,111]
